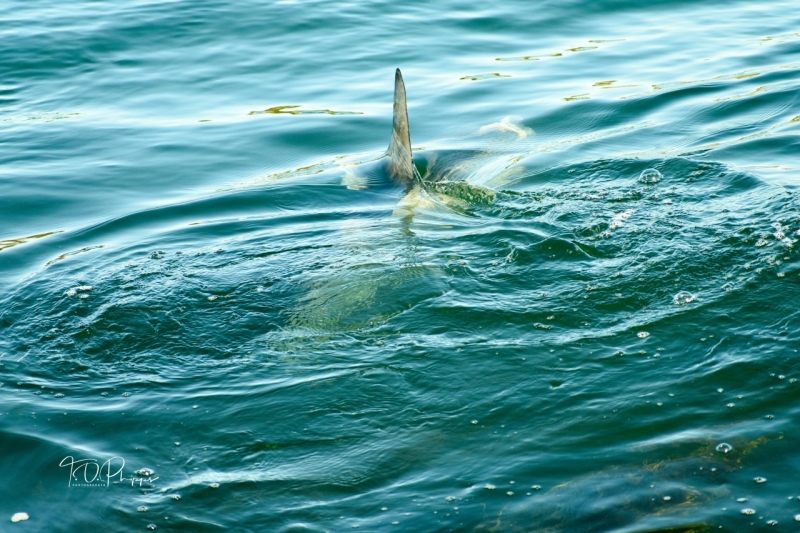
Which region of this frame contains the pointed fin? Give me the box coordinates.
[386,68,415,185]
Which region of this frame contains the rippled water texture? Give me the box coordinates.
[2,1,800,531]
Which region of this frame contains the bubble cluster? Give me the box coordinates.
[65,285,92,298]
[609,209,635,230]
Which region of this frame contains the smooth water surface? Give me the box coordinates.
[2,1,800,531]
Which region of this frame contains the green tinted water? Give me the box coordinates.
[1,1,800,531]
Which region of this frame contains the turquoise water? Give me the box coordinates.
[2,0,800,531]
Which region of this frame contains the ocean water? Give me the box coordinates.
[2,0,800,531]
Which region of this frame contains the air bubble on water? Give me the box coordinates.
[657,402,663,407]
[149,251,164,259]
[778,375,785,380]
[672,291,696,305]
[138,506,148,512]
[122,392,131,397]
[136,469,154,477]
[171,495,181,501]
[742,508,756,515]
[471,420,478,425]
[715,443,733,453]
[637,332,650,338]
[210,483,219,488]
[445,496,454,502]
[484,484,496,490]
[54,393,64,398]
[795,514,800,521]
[532,485,541,490]
[767,520,778,526]
[791,379,797,384]
[147,525,156,531]
[506,491,514,496]
[639,168,662,184]
[207,295,218,301]
[755,477,767,483]
[737,498,747,502]
[727,403,735,408]
[11,513,29,523]
[765,414,774,419]
[717,388,724,393]
[101,392,108,396]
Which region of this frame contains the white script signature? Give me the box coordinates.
[59,456,159,487]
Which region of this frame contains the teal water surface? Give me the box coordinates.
[2,1,800,531]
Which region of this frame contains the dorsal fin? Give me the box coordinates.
[386,68,415,185]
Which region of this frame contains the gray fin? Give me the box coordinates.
[386,68,415,186]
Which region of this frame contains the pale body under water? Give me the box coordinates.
[2,1,800,531]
